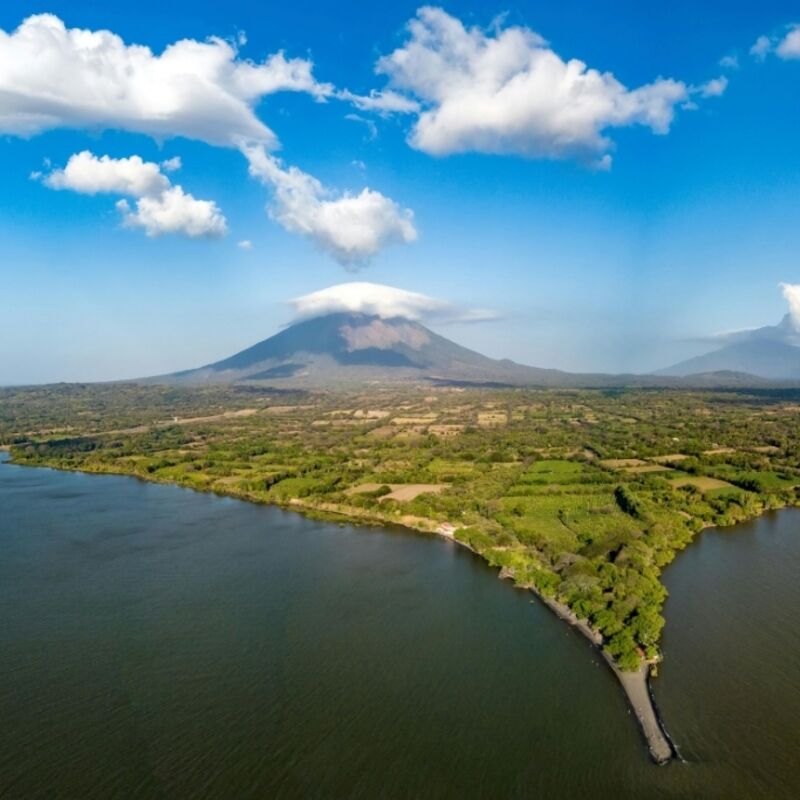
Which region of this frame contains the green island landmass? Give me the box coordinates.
[3,382,800,761]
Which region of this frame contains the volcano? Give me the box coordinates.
[658,315,800,380]
[153,312,568,387]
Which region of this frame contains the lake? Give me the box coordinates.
[1,453,798,798]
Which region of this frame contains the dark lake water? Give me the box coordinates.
[1,453,799,798]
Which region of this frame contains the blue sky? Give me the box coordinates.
[1,0,799,384]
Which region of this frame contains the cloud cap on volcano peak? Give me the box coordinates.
[289,282,501,324]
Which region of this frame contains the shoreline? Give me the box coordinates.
[218,493,677,764]
[286,490,793,766]
[0,453,675,764]
[498,569,675,764]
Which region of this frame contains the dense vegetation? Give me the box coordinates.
[3,383,799,672]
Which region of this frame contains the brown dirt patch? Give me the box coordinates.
[601,458,648,468]
[670,475,735,491]
[650,453,689,463]
[346,483,447,501]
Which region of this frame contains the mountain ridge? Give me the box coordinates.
[142,311,798,389]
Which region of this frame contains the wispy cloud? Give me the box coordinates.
[345,113,378,140]
[337,89,420,115]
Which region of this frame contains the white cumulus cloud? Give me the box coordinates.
[43,151,170,196]
[242,143,417,268]
[160,156,182,173]
[40,151,227,238]
[776,25,800,60]
[2,14,430,257]
[290,281,502,324]
[699,76,728,98]
[372,6,692,166]
[117,186,227,239]
[0,13,332,147]
[750,35,773,60]
[750,26,800,61]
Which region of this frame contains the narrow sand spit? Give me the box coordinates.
[608,659,674,764]
[495,561,674,764]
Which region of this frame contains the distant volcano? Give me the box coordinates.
[659,315,800,380]
[152,312,568,387]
